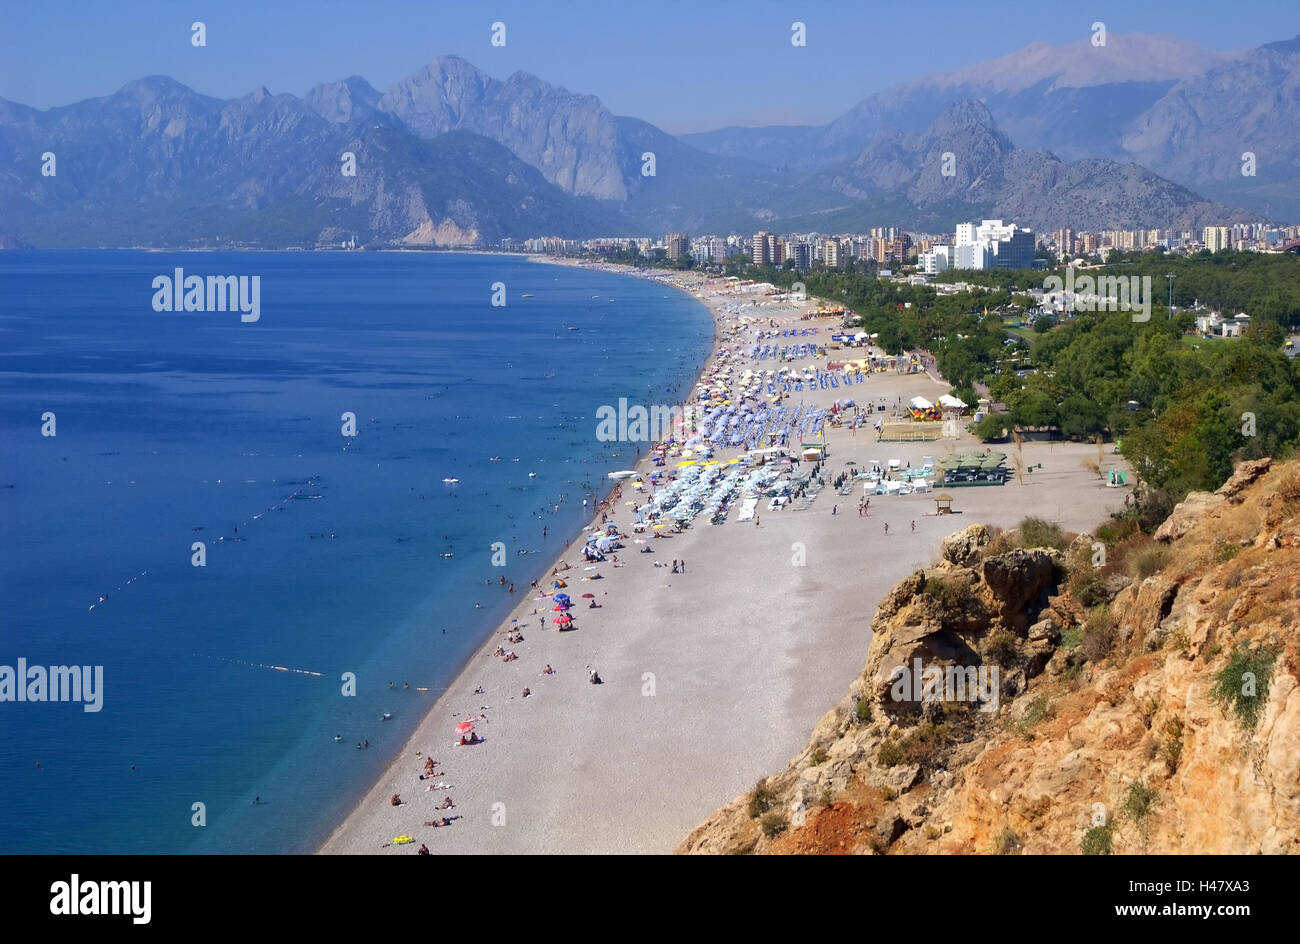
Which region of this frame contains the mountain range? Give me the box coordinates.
[684,32,1300,223]
[1,32,1294,249]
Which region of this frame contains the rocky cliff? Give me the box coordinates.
[679,457,1299,854]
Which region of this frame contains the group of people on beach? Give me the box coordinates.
[387,285,941,853]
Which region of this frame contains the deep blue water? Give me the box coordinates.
[0,250,711,853]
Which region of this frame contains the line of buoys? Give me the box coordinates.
[199,654,323,677]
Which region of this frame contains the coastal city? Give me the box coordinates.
[507,219,1300,270]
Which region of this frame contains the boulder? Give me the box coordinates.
[940,524,991,566]
[981,549,1058,633]
[1154,491,1223,543]
[1216,457,1272,502]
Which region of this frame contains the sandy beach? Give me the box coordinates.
[319,263,1131,854]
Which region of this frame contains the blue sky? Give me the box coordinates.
[1,0,1295,131]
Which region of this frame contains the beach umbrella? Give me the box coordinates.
[455,721,474,736]
[581,593,595,598]
[552,579,566,588]
[553,593,570,604]
[553,604,568,611]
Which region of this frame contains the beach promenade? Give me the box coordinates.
[320,265,1129,854]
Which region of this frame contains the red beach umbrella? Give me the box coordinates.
[581,593,595,598]
[455,720,474,736]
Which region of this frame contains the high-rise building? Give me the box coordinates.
[953,220,1033,269]
[920,245,951,275]
[665,233,690,259]
[954,243,989,269]
[1204,226,1229,252]
[823,239,841,268]
[752,231,771,265]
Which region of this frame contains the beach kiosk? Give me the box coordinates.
[934,492,955,515]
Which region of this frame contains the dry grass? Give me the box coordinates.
[1274,466,1300,508]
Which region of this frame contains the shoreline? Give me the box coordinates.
[317,256,723,853]
[319,260,1132,854]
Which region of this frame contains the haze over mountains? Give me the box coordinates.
[0,31,1293,248]
[685,32,1300,222]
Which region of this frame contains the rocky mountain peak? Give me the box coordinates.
[304,75,382,124]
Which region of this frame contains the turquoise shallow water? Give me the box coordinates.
[0,250,712,853]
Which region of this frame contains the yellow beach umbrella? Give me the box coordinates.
[675,460,696,468]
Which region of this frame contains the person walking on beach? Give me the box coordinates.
[681,559,685,573]
[884,522,889,535]
[911,520,916,533]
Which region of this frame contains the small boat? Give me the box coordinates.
[521,293,534,298]
[567,326,580,331]
[489,456,501,462]
[528,472,537,477]
[442,477,459,484]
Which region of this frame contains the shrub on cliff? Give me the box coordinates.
[760,810,788,838]
[1067,564,1110,608]
[1081,822,1114,855]
[985,629,1019,664]
[1211,647,1278,729]
[747,779,774,818]
[920,575,972,610]
[1017,517,1066,550]
[992,827,1022,854]
[1128,544,1172,579]
[1082,605,1116,662]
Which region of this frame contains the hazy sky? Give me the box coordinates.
[2,0,1296,131]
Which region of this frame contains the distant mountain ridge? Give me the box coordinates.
[818,100,1247,233]
[0,45,1271,248]
[681,32,1300,220]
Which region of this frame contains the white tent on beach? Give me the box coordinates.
[938,394,968,410]
[908,396,934,410]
